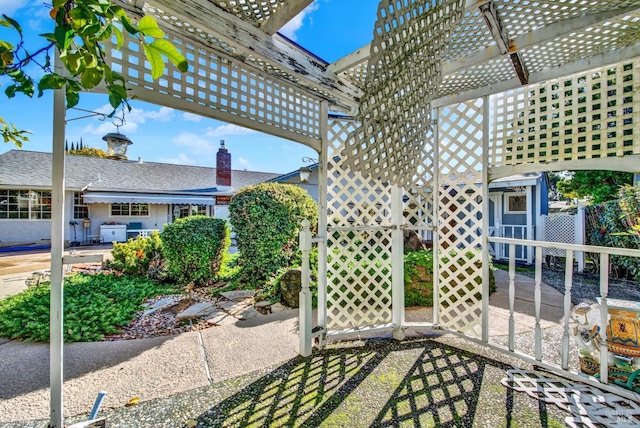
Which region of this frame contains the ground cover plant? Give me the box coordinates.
[0,273,178,342]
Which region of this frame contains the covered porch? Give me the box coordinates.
[43,0,640,426]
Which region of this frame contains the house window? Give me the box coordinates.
[505,193,527,214]
[0,189,51,219]
[74,192,89,219]
[175,204,208,218]
[111,203,149,216]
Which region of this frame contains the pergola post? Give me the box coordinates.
[50,54,66,428]
[391,184,405,340]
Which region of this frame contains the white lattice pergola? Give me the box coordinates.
[47,0,640,426]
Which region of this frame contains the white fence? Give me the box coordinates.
[540,206,586,271]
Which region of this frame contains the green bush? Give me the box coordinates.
[161,216,230,286]
[229,183,318,282]
[404,249,434,307]
[106,231,164,278]
[404,248,496,307]
[585,184,640,280]
[0,274,177,342]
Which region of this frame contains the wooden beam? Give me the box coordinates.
[261,0,314,35]
[328,43,371,75]
[143,0,361,111]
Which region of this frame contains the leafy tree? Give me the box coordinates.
[67,146,110,158]
[557,170,633,204]
[1,1,188,146]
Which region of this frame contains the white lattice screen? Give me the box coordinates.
[542,214,578,257]
[326,120,393,331]
[436,99,485,337]
[403,125,436,231]
[106,26,322,147]
[490,60,640,168]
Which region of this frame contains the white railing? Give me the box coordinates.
[492,224,534,264]
[487,236,640,400]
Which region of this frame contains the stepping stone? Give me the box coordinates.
[220,290,255,301]
[237,306,260,320]
[217,299,251,316]
[176,302,217,321]
[141,298,176,316]
[254,301,271,309]
[206,311,236,326]
[270,303,287,313]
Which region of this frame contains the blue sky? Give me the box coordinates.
[0,0,378,174]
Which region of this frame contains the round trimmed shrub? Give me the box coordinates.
[229,183,317,282]
[161,215,230,286]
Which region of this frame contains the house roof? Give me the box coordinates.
[0,150,279,195]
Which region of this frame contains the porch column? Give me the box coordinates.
[481,95,490,343]
[391,184,405,340]
[50,54,66,428]
[317,101,329,336]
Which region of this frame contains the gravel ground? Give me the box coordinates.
[2,338,570,428]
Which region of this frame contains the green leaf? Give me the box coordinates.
[148,39,188,74]
[1,14,22,34]
[112,25,124,49]
[54,25,74,50]
[112,7,138,35]
[137,16,165,38]
[81,67,103,89]
[142,42,165,80]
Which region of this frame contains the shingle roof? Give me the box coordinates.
[0,150,279,194]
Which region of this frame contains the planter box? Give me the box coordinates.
[100,225,127,243]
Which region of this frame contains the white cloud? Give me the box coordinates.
[145,106,175,122]
[173,132,215,154]
[82,120,139,137]
[157,153,198,165]
[279,1,319,41]
[181,112,203,122]
[82,105,174,135]
[237,157,252,170]
[204,124,256,137]
[3,0,30,16]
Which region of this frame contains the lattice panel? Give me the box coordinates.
[326,119,394,330]
[522,15,640,75]
[106,26,321,143]
[326,229,393,330]
[403,128,436,230]
[210,0,286,27]
[490,60,640,168]
[327,121,392,228]
[496,0,640,38]
[543,214,577,257]
[439,56,516,99]
[437,99,484,337]
[344,0,465,187]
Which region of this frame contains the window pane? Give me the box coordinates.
[73,192,89,219]
[111,203,129,216]
[508,195,526,212]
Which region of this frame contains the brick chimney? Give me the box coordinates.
[216,140,231,186]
